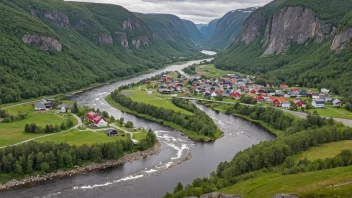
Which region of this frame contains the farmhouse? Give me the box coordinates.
[312,99,325,108]
[57,104,68,113]
[272,97,287,107]
[93,116,108,127]
[282,101,291,109]
[333,99,342,107]
[35,102,46,111]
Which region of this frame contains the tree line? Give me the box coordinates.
[0,109,28,123]
[166,124,352,198]
[111,90,218,139]
[24,119,74,134]
[0,130,157,176]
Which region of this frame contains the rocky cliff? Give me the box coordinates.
[331,28,352,52]
[44,11,70,28]
[237,6,334,55]
[22,35,62,52]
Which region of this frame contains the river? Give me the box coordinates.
[0,51,274,198]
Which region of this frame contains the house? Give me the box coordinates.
[231,92,241,99]
[319,94,333,102]
[86,112,99,121]
[106,129,119,136]
[93,116,108,127]
[282,101,291,109]
[311,93,320,99]
[158,89,172,94]
[211,92,217,97]
[295,101,304,108]
[57,104,67,113]
[321,88,330,94]
[291,87,300,92]
[280,84,289,90]
[312,99,325,108]
[35,102,46,111]
[272,97,287,107]
[253,95,265,102]
[267,96,277,103]
[222,93,230,97]
[333,99,342,107]
[275,90,285,96]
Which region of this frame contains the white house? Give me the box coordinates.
[211,92,217,97]
[93,116,108,127]
[333,99,342,107]
[312,99,325,108]
[282,101,292,109]
[321,88,330,94]
[57,104,67,113]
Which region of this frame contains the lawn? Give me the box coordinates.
[308,105,352,119]
[0,104,76,147]
[133,132,147,142]
[35,129,128,145]
[220,166,352,198]
[295,140,352,162]
[195,64,240,78]
[121,90,193,115]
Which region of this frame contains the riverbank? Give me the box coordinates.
[196,101,284,137]
[106,95,223,142]
[0,142,161,191]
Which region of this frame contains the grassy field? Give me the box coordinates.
[0,103,77,147]
[220,166,352,198]
[195,64,240,78]
[295,140,352,162]
[121,89,193,115]
[308,105,352,119]
[133,132,147,142]
[34,129,129,145]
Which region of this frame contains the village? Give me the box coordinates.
[141,71,344,113]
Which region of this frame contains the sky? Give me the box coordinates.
[66,0,272,24]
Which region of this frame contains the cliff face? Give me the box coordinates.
[22,35,62,52]
[237,6,334,55]
[262,7,332,55]
[331,28,352,52]
[44,11,70,28]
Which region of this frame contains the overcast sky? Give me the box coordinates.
[66,0,272,24]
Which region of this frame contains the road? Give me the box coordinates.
[178,97,352,127]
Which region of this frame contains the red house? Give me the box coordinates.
[231,92,241,99]
[291,87,300,92]
[280,84,289,89]
[295,101,304,108]
[86,112,99,121]
[253,95,265,102]
[273,97,287,107]
[92,116,108,127]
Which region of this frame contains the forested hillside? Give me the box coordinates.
[182,19,204,45]
[0,0,200,104]
[205,8,256,51]
[215,0,352,97]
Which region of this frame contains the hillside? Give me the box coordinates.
[134,13,197,51]
[0,0,200,104]
[199,19,219,40]
[205,8,256,51]
[182,19,204,45]
[215,0,352,97]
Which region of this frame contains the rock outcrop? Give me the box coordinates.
[331,28,352,52]
[132,36,149,49]
[199,192,243,198]
[98,33,113,45]
[22,35,62,52]
[123,17,143,31]
[236,14,266,45]
[115,32,129,48]
[262,7,329,55]
[237,6,334,55]
[44,12,70,28]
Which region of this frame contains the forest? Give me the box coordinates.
[0,130,157,180]
[0,0,204,104]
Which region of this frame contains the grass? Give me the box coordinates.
[121,89,193,115]
[295,140,352,162]
[0,103,77,147]
[195,64,239,78]
[308,105,352,120]
[35,129,128,146]
[219,166,352,198]
[133,132,147,142]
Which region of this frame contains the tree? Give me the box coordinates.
[60,122,66,130]
[125,121,134,128]
[71,102,79,114]
[24,124,30,133]
[214,94,223,101]
[14,161,23,174]
[119,117,124,126]
[173,182,183,193]
[40,162,50,172]
[102,111,109,118]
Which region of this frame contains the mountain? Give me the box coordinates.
[182,19,204,44]
[216,0,352,97]
[199,19,219,40]
[0,0,200,104]
[205,7,256,51]
[196,24,206,31]
[134,13,197,50]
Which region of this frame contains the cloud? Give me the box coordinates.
[65,0,272,23]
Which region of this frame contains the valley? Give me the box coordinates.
[0,0,352,197]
